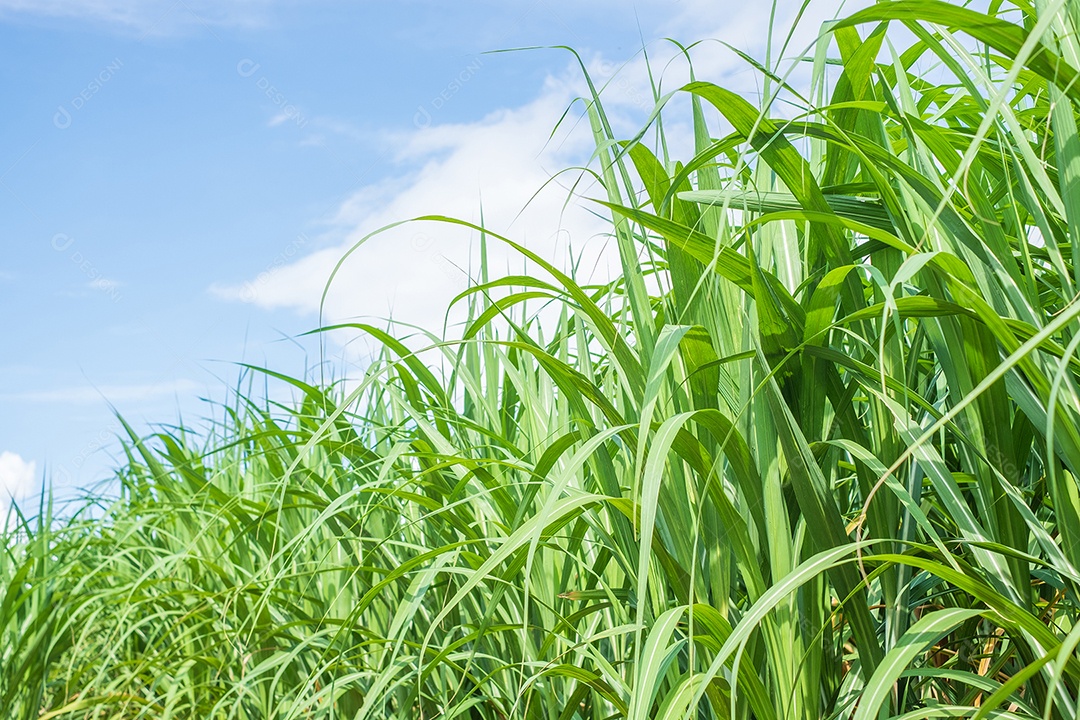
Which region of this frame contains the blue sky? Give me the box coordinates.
[0,0,851,508]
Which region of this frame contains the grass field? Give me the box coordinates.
[4,0,1080,717]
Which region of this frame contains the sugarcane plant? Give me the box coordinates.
[4,0,1080,717]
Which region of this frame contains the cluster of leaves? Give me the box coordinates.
[3,0,1080,717]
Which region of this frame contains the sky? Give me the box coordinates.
[0,0,865,511]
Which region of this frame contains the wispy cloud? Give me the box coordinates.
[210,0,872,343]
[88,277,122,291]
[0,0,277,34]
[209,72,616,338]
[8,379,200,404]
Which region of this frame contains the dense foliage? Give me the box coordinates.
[5,0,1080,717]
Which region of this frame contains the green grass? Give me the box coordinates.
[5,0,1080,717]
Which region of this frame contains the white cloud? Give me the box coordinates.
[0,451,38,511]
[211,0,876,348]
[212,72,620,342]
[206,68,662,344]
